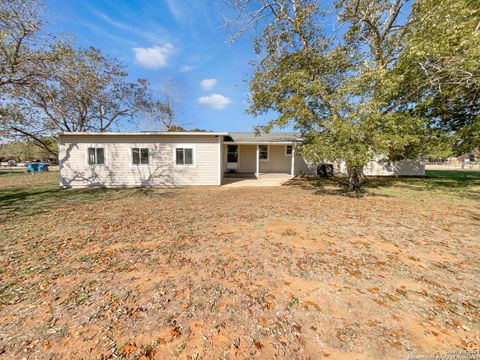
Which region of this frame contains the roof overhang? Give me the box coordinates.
[223,141,302,145]
[59,131,229,136]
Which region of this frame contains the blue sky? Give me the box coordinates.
[43,0,269,132]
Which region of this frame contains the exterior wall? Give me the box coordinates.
[363,159,425,176]
[238,145,256,172]
[59,134,222,188]
[332,159,426,176]
[259,145,292,173]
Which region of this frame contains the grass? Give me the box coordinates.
[0,169,479,359]
[291,169,480,201]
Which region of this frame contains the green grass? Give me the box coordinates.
[0,167,28,175]
[302,170,480,200]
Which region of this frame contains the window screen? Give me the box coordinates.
[176,148,193,165]
[132,148,149,165]
[88,148,104,165]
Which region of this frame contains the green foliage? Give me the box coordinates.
[237,0,479,190]
[0,138,56,162]
[392,0,480,155]
[241,0,427,191]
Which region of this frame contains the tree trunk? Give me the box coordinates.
[346,165,363,193]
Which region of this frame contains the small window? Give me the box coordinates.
[176,148,193,165]
[227,145,238,163]
[285,145,293,156]
[132,148,149,165]
[259,145,269,160]
[87,147,104,165]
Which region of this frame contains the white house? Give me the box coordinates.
[58,131,425,188]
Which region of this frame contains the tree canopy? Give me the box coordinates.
[230,0,479,191]
[0,0,179,155]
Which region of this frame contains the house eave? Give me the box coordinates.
[223,141,303,145]
[59,131,229,137]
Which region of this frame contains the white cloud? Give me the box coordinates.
[132,44,174,69]
[179,65,194,73]
[197,94,232,110]
[200,78,217,91]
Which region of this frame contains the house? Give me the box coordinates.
[58,131,425,188]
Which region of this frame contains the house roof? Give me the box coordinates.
[59,131,229,136]
[59,131,303,143]
[224,132,302,144]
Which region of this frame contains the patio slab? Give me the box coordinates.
[222,173,292,187]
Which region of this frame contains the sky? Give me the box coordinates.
[42,0,271,132]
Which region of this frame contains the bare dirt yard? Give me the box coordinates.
[1,170,479,359]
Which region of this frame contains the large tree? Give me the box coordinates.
[0,0,49,89]
[391,0,480,154]
[4,42,157,154]
[230,0,428,191]
[1,0,178,154]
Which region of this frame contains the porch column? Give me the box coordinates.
[291,145,295,177]
[256,144,260,177]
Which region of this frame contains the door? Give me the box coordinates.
[227,145,239,170]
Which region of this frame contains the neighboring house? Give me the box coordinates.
[58,131,425,188]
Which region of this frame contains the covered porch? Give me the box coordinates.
[223,143,298,178]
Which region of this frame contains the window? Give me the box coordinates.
[87,147,104,165]
[227,145,238,163]
[176,148,193,165]
[132,148,149,165]
[285,145,293,156]
[259,145,269,160]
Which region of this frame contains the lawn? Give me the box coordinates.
[0,171,479,359]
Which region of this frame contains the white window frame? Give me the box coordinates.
[259,145,269,161]
[174,144,196,167]
[131,147,150,166]
[87,146,106,166]
[285,145,293,156]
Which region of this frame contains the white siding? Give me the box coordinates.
[59,135,221,188]
[330,159,425,176]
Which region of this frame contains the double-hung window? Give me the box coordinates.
[285,145,293,156]
[132,148,149,165]
[176,147,193,166]
[87,147,105,165]
[259,145,269,160]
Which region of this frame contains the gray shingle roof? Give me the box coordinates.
[225,132,302,143]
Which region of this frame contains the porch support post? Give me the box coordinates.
[291,145,295,177]
[256,144,260,178]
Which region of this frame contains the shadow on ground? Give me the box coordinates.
[285,170,480,200]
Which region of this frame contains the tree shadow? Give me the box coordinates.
[286,170,480,200]
[59,143,179,188]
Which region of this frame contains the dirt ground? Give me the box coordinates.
[0,172,479,359]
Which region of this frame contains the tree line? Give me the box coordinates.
[228,0,479,191]
[0,0,179,156]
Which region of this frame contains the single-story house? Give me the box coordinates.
[58,131,425,188]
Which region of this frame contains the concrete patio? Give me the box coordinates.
[222,172,292,187]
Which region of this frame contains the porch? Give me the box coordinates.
[222,143,297,178]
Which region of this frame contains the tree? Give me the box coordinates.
[142,80,181,131]
[5,42,152,154]
[229,0,426,191]
[391,0,480,154]
[0,0,49,89]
